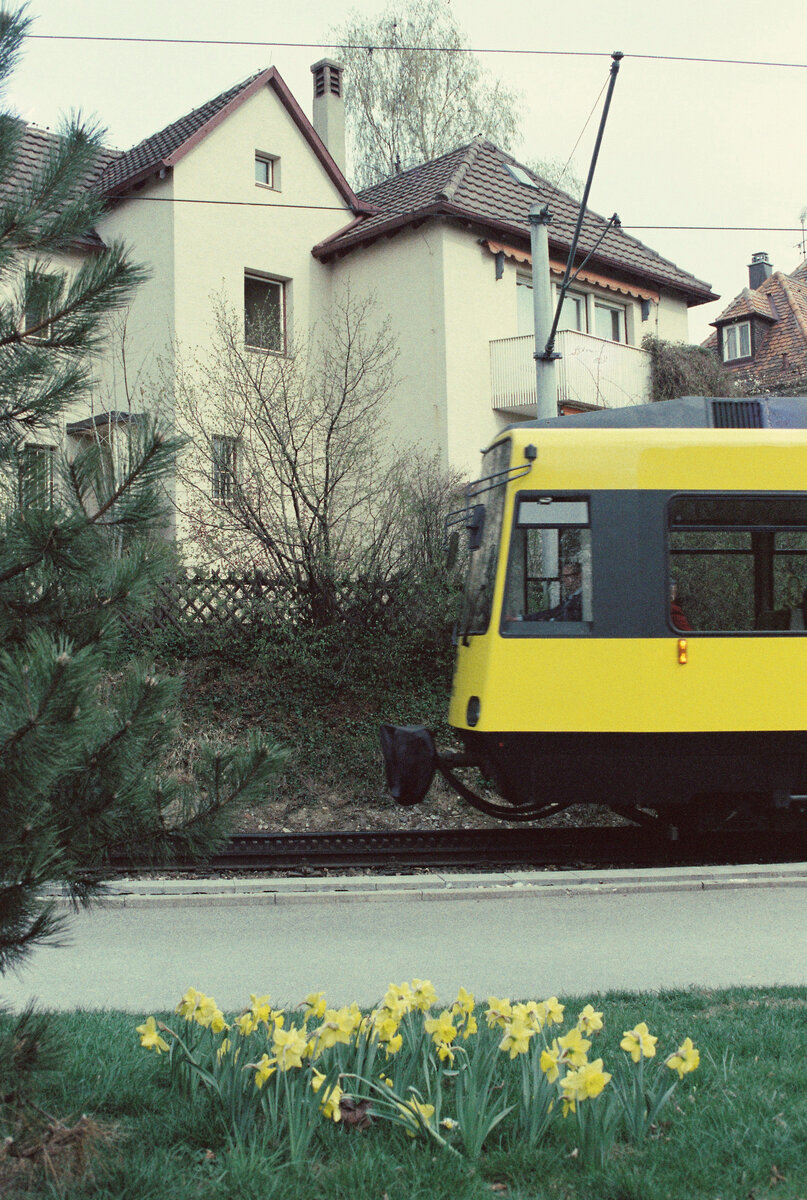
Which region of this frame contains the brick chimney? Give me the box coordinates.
[311,59,345,174]
[748,251,773,289]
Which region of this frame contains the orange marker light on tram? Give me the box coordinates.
[677,639,688,665]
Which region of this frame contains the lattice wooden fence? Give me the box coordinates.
[123,571,301,633]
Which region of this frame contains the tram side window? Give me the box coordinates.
[502,497,592,630]
[668,495,807,632]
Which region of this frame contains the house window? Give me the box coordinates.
[594,301,626,343]
[24,273,58,341]
[19,443,54,507]
[722,321,752,362]
[244,273,285,352]
[556,289,586,334]
[255,153,279,189]
[211,435,238,502]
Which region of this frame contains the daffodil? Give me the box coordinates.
[311,1069,343,1121]
[397,1097,435,1137]
[460,1014,478,1040]
[558,1026,591,1067]
[411,978,438,1012]
[666,1037,700,1079]
[577,1004,604,1034]
[136,1015,170,1054]
[272,1025,308,1070]
[313,1007,357,1051]
[251,1053,276,1088]
[540,1041,561,1082]
[540,996,565,1026]
[196,995,228,1033]
[499,1015,534,1059]
[424,1009,457,1048]
[175,987,204,1021]
[217,1037,239,1062]
[382,982,413,1020]
[485,996,512,1028]
[385,1033,403,1056]
[562,1058,611,1102]
[304,991,327,1020]
[620,1022,658,1063]
[451,986,475,1016]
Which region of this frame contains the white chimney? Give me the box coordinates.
[311,59,346,175]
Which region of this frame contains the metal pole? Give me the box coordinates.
[544,51,623,359]
[529,204,557,420]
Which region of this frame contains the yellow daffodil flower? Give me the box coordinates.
[234,1012,257,1037]
[485,996,512,1028]
[424,1009,458,1047]
[313,1007,356,1051]
[562,1058,611,1103]
[195,995,228,1033]
[620,1021,658,1063]
[304,991,327,1020]
[411,978,438,1012]
[577,1004,604,1034]
[541,996,565,1026]
[452,987,475,1016]
[251,1053,276,1088]
[540,1041,561,1083]
[666,1037,700,1079]
[385,1033,403,1056]
[435,1040,455,1064]
[440,1117,459,1131]
[311,1069,343,1121]
[217,1037,240,1061]
[397,1098,435,1137]
[136,1016,170,1054]
[272,1026,308,1070]
[499,1016,534,1059]
[383,982,413,1020]
[558,1027,591,1067]
[461,1014,478,1040]
[175,987,204,1021]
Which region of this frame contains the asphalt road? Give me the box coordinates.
[4,867,807,1012]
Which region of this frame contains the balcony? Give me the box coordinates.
[489,329,652,415]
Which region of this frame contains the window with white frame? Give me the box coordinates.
[722,321,752,362]
[556,288,586,334]
[244,273,285,352]
[594,300,627,343]
[211,434,239,502]
[19,443,54,507]
[255,153,279,189]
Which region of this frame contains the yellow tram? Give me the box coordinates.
[380,396,807,828]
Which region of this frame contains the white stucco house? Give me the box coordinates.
[17,60,718,508]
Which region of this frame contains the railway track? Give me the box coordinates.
[118,825,807,873]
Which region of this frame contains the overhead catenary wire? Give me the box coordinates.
[25,34,807,70]
[101,196,805,233]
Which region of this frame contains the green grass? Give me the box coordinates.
[4,987,807,1199]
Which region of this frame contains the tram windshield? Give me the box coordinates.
[668,494,807,632]
[501,497,592,631]
[458,439,511,636]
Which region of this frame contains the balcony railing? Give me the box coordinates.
[490,329,652,414]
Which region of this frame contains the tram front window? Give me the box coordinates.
[668,495,807,632]
[502,497,592,631]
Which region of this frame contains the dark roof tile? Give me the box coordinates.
[313,137,717,304]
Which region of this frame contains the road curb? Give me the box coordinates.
[46,863,807,909]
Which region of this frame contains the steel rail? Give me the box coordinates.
[115,826,807,873]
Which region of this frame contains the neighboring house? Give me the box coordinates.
[15,61,717,510]
[704,253,807,396]
[315,137,717,473]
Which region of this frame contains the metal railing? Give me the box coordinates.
[489,329,652,413]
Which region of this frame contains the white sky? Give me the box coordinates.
[8,0,807,343]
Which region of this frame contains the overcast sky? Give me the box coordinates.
[8,0,807,343]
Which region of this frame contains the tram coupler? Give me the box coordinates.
[379,725,473,807]
[379,724,437,806]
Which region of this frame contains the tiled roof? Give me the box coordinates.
[712,284,779,323]
[706,266,807,392]
[3,122,118,249]
[96,71,264,195]
[96,67,366,212]
[313,137,717,305]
